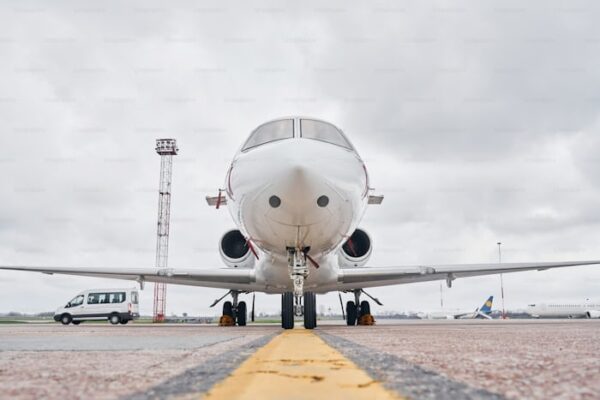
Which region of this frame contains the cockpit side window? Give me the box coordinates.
[242,119,294,151]
[300,119,352,149]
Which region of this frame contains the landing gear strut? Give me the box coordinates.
[288,248,309,315]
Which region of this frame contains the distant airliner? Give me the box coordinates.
[1,117,599,329]
[419,296,494,320]
[527,302,600,318]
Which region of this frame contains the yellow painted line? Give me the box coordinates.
[203,329,402,400]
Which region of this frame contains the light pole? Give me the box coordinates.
[497,242,506,319]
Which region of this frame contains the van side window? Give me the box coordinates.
[88,292,125,304]
[87,293,99,304]
[131,292,139,304]
[110,292,125,303]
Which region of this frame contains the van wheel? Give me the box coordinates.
[72,321,81,325]
[109,314,121,325]
[119,320,129,325]
[60,314,72,325]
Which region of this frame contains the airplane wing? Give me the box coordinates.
[335,260,600,291]
[0,265,258,291]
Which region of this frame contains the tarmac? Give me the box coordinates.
[0,319,599,399]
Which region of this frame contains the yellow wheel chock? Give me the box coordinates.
[219,315,236,326]
[357,314,375,326]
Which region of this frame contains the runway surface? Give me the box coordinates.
[1,320,599,399]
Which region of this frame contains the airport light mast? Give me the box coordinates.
[153,139,178,323]
[497,241,506,319]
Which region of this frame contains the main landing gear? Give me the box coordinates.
[215,290,247,326]
[281,247,318,330]
[345,289,376,326]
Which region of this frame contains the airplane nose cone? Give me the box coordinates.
[266,164,337,226]
[233,138,366,254]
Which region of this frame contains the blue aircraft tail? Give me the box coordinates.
[479,296,494,314]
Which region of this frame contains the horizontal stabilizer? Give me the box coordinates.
[206,195,228,207]
[368,195,384,205]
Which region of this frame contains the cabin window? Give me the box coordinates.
[242,119,294,151]
[300,119,352,149]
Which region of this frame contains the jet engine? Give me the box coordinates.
[586,310,600,319]
[338,228,372,268]
[219,229,255,269]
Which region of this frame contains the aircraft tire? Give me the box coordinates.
[360,300,371,317]
[304,292,317,329]
[281,292,294,329]
[346,301,357,326]
[223,301,233,317]
[237,301,247,326]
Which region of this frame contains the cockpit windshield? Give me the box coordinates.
[242,119,294,151]
[300,119,352,149]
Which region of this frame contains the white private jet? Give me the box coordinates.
[2,117,599,329]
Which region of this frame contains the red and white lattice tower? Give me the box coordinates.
[153,139,178,322]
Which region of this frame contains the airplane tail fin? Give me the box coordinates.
[479,296,494,314]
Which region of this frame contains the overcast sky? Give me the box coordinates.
[1,1,600,317]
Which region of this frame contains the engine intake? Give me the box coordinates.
[219,229,255,269]
[339,228,372,268]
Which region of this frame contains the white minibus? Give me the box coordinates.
[53,288,140,325]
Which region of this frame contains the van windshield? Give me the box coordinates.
[68,295,84,307]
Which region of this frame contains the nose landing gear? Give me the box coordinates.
[281,248,318,330]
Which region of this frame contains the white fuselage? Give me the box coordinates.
[526,303,600,318]
[224,120,369,293]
